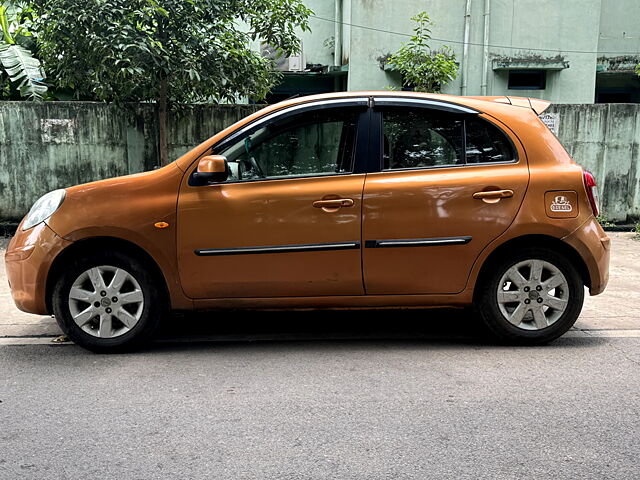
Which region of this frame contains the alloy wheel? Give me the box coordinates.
[496,259,569,331]
[67,265,144,338]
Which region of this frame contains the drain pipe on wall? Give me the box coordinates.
[334,0,343,67]
[480,0,491,95]
[461,0,471,95]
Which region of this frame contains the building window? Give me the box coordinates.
[595,72,640,103]
[508,70,546,90]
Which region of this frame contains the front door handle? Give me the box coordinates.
[473,189,514,201]
[312,198,355,211]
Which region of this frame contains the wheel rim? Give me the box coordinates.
[497,259,569,331]
[67,265,144,338]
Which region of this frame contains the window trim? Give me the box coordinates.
[213,98,369,154]
[202,170,358,186]
[373,97,479,114]
[189,98,370,186]
[372,101,519,173]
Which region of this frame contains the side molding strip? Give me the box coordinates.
[195,241,361,256]
[365,236,472,248]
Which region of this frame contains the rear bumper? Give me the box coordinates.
[562,216,610,296]
[4,222,71,314]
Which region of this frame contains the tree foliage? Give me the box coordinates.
[0,1,46,99]
[32,0,312,164]
[32,0,312,104]
[386,12,458,93]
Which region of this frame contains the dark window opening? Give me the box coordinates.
[596,92,632,103]
[595,72,640,103]
[508,70,546,90]
[264,73,348,104]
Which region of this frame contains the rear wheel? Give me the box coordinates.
[476,248,584,344]
[52,251,166,352]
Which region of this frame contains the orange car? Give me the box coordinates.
[5,92,610,351]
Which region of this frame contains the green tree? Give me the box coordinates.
[0,1,46,99]
[33,0,312,166]
[386,12,458,93]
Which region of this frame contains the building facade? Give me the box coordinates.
[267,0,640,104]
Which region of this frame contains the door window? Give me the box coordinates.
[381,107,464,169]
[214,108,360,182]
[380,107,516,170]
[465,116,516,164]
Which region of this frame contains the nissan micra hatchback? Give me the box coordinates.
[5,92,610,351]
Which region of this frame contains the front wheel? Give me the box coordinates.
[476,248,584,344]
[52,251,166,352]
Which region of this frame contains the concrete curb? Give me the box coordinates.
[2,329,640,346]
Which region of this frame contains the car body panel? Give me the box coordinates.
[5,222,71,314]
[562,216,610,295]
[45,163,193,310]
[362,162,529,294]
[177,174,366,298]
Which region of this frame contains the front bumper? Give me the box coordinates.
[4,222,71,314]
[562,216,610,296]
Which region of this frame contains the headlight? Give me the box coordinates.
[22,189,66,231]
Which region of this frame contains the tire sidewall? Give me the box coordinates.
[52,251,165,352]
[477,247,585,344]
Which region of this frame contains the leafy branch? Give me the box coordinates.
[386,12,458,93]
[0,1,46,99]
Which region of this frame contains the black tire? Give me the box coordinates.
[52,250,167,353]
[476,247,584,345]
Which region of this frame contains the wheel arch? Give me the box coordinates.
[472,234,591,302]
[45,236,170,314]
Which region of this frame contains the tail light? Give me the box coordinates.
[583,170,600,217]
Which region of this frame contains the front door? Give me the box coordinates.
[362,99,530,294]
[177,101,368,299]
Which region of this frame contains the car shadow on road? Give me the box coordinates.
[157,308,486,343]
[144,308,605,352]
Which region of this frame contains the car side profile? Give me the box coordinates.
[5,92,610,351]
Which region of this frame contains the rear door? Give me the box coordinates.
[362,98,529,294]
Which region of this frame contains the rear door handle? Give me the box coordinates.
[312,198,355,210]
[472,189,514,200]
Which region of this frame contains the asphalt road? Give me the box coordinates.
[1,232,639,478]
[1,335,639,479]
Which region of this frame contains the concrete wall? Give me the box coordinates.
[550,103,640,222]
[598,0,640,55]
[0,102,261,220]
[0,102,638,223]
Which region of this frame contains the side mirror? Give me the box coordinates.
[192,155,229,185]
